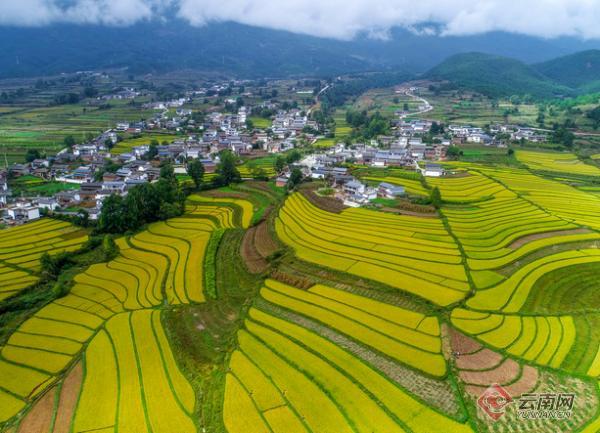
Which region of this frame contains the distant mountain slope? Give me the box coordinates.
[1,21,600,79]
[534,49,600,90]
[0,22,375,79]
[424,52,571,98]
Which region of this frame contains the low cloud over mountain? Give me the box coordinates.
[2,0,600,41]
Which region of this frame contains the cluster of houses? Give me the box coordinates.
[305,164,410,207]
[0,105,312,224]
[1,76,551,226]
[446,124,547,145]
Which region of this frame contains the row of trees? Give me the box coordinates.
[345,110,389,139]
[97,164,185,234]
[96,150,243,234]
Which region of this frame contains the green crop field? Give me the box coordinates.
[0,99,156,162]
[2,157,600,433]
[111,132,182,154]
[248,116,272,129]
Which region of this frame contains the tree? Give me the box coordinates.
[102,235,118,261]
[83,86,98,98]
[160,162,176,182]
[446,145,463,160]
[587,106,600,129]
[285,149,302,165]
[40,252,72,281]
[552,127,575,148]
[187,159,205,189]
[245,119,254,130]
[430,122,443,135]
[214,150,241,186]
[287,168,303,190]
[251,167,268,181]
[146,141,158,160]
[430,187,442,209]
[64,135,76,150]
[76,209,89,228]
[507,148,515,156]
[25,149,41,162]
[274,155,286,174]
[97,194,127,233]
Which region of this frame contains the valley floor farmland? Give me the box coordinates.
[1,164,600,433]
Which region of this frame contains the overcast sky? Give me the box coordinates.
[1,0,600,40]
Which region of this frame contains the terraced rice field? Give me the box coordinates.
[483,167,600,229]
[237,156,277,179]
[426,171,506,203]
[0,195,255,429]
[270,160,600,431]
[0,219,88,300]
[3,159,600,433]
[334,109,352,138]
[111,133,181,154]
[276,193,469,306]
[517,150,600,176]
[224,280,473,433]
[313,138,337,148]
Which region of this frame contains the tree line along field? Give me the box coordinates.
[2,161,600,433]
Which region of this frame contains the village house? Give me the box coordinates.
[9,164,30,177]
[6,202,40,222]
[35,197,60,211]
[0,171,9,207]
[423,163,445,177]
[378,182,406,199]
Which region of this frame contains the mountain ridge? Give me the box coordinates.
[1,21,600,79]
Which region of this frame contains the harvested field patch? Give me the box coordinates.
[52,362,83,433]
[240,226,268,274]
[450,327,483,355]
[509,228,592,249]
[460,358,520,386]
[254,220,279,258]
[299,187,346,213]
[17,388,55,433]
[456,348,503,370]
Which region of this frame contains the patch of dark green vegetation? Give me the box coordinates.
[163,229,264,433]
[521,261,600,314]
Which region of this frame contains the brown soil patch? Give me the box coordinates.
[18,388,56,433]
[254,220,279,258]
[270,270,313,290]
[460,358,520,386]
[456,349,503,370]
[203,191,248,200]
[240,226,268,274]
[504,365,538,397]
[381,207,438,218]
[299,187,346,213]
[52,362,83,433]
[244,181,275,195]
[464,384,487,398]
[450,328,483,355]
[509,228,591,249]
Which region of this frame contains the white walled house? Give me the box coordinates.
[7,203,40,221]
